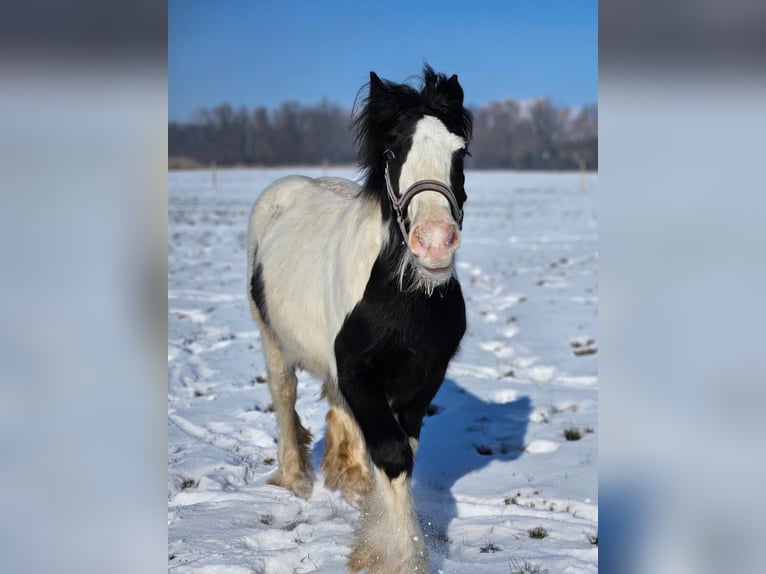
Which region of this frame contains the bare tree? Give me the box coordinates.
[169,97,597,170]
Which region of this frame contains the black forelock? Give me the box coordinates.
[352,64,473,179]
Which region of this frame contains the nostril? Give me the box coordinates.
[446,229,460,248]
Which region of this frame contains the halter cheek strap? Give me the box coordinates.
[383,149,464,244]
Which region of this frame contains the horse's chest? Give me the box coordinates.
[334,276,466,400]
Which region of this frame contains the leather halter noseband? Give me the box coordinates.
[383,149,464,243]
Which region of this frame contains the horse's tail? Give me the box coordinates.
[247,241,270,328]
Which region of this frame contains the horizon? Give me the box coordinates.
[169,0,597,122]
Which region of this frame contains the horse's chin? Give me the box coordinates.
[420,263,453,276]
[396,254,456,294]
[416,262,455,288]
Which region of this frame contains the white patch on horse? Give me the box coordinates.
[247,176,385,384]
[399,115,465,222]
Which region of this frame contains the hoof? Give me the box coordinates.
[339,475,371,510]
[347,544,429,574]
[324,465,371,510]
[341,481,370,510]
[268,470,314,500]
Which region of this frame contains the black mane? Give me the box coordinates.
[352,64,473,183]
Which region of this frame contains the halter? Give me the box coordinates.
[383,149,464,244]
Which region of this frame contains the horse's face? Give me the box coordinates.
[393,115,468,283]
[357,67,472,290]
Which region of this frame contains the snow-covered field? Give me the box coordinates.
[168,167,598,573]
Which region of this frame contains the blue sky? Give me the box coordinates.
[169,0,597,122]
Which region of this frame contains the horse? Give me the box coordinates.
[246,64,472,573]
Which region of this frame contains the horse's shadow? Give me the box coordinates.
[413,379,531,571]
[313,378,531,572]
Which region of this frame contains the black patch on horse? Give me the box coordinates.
[250,246,269,326]
[335,249,467,479]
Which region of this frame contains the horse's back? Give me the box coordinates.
[314,176,362,199]
[248,175,360,238]
[247,174,381,380]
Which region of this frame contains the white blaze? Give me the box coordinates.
[399,115,465,222]
[399,115,465,189]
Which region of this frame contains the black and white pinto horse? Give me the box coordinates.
[247,65,472,573]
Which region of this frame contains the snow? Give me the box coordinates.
[168,167,598,573]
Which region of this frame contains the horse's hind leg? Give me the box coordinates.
[321,392,371,509]
[252,309,314,499]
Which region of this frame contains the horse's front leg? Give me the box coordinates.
[336,363,428,574]
[340,376,413,479]
[321,397,372,509]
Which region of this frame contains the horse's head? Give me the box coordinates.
[354,65,472,291]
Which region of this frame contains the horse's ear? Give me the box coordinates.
[445,74,464,107]
[369,72,386,101]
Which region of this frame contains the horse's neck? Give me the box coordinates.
[362,171,393,215]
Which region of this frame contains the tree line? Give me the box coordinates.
[169,98,597,171]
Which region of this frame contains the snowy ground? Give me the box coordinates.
[168,167,598,573]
